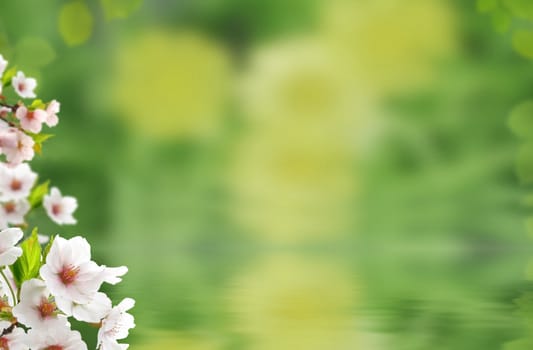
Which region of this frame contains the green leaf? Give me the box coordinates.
[512,30,533,59]
[58,1,94,46]
[42,235,55,263]
[28,180,50,209]
[29,99,46,110]
[10,228,42,287]
[29,133,54,144]
[28,133,54,155]
[1,67,17,87]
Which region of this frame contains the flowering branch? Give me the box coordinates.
[0,54,136,350]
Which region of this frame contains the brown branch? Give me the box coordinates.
[1,322,20,336]
[0,102,19,127]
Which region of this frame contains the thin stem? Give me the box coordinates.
[0,269,16,305]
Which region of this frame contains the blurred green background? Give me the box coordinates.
[3,0,533,349]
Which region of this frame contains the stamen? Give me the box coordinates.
[59,265,79,285]
[10,179,21,191]
[0,336,8,349]
[45,346,63,350]
[38,297,56,319]
[3,202,15,214]
[52,204,62,216]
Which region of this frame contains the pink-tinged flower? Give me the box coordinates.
[12,278,69,329]
[97,298,135,350]
[27,325,87,350]
[0,326,27,350]
[2,130,35,165]
[0,106,11,119]
[0,162,37,201]
[0,55,7,77]
[0,128,18,151]
[15,106,47,134]
[11,71,36,99]
[0,228,22,266]
[45,100,60,127]
[40,236,105,304]
[1,199,30,225]
[43,187,77,225]
[55,291,111,323]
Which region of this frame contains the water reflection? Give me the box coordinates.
[227,254,355,350]
[112,245,531,350]
[134,330,222,349]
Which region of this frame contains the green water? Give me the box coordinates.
[101,242,532,349]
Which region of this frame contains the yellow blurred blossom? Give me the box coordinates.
[228,124,356,242]
[239,39,366,126]
[112,30,232,139]
[231,37,374,242]
[320,0,456,93]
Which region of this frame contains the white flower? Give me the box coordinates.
[0,163,37,201]
[11,72,36,99]
[0,228,22,266]
[27,325,87,350]
[15,106,47,134]
[40,236,105,304]
[56,291,111,323]
[43,187,77,225]
[0,326,27,350]
[45,100,60,127]
[102,266,128,285]
[1,199,30,225]
[2,130,34,165]
[97,298,135,350]
[37,234,49,245]
[0,55,7,77]
[12,278,68,329]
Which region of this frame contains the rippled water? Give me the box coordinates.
[109,242,533,350]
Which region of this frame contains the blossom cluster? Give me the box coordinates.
[0,55,76,229]
[0,53,135,349]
